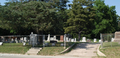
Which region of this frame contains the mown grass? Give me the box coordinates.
[37,42,75,55]
[94,42,120,58]
[0,43,31,54]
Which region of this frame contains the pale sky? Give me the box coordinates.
[0,0,120,16]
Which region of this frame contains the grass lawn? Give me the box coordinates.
[0,43,31,54]
[93,42,120,58]
[37,42,75,55]
[38,47,64,55]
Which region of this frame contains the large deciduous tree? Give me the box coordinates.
[93,0,118,37]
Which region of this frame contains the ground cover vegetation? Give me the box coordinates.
[0,0,119,40]
[0,43,31,54]
[93,42,120,58]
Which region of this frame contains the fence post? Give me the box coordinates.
[64,34,66,49]
[43,35,45,48]
[100,33,103,48]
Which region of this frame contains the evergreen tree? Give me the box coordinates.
[64,0,96,40]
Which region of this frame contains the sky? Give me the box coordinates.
[0,0,120,16]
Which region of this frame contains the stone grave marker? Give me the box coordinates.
[66,37,69,42]
[99,39,101,43]
[0,42,3,45]
[74,38,76,42]
[111,38,114,42]
[87,39,91,42]
[23,41,26,46]
[24,37,27,42]
[81,37,86,42]
[11,38,14,43]
[94,38,97,42]
[47,34,50,41]
[15,38,18,43]
[71,39,74,42]
[114,32,120,42]
[30,32,37,47]
[60,35,64,42]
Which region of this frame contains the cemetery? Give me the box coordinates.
[0,31,120,57]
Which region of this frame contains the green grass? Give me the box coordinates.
[94,42,120,58]
[0,43,31,54]
[38,42,75,55]
[38,47,64,55]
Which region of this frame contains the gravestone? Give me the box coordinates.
[74,38,76,42]
[66,37,69,42]
[11,38,14,43]
[1,37,5,42]
[111,38,114,42]
[114,32,120,42]
[53,35,57,40]
[50,35,58,43]
[47,34,50,41]
[15,38,18,43]
[69,38,71,42]
[60,35,64,42]
[94,38,97,42]
[20,37,23,43]
[99,39,101,43]
[23,41,26,46]
[87,39,91,42]
[24,37,27,42]
[71,39,74,42]
[81,37,86,42]
[30,32,37,47]
[0,42,3,45]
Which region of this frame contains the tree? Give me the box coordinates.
[64,0,96,40]
[6,0,69,35]
[93,0,118,37]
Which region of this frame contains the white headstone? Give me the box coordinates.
[20,37,23,40]
[47,34,50,41]
[66,37,69,42]
[23,42,26,46]
[50,37,54,40]
[53,35,56,40]
[111,38,114,42]
[11,38,14,41]
[69,38,71,42]
[74,38,76,42]
[71,39,74,42]
[94,38,97,42]
[0,42,3,45]
[15,38,18,43]
[99,39,101,43]
[24,37,27,42]
[81,37,86,42]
